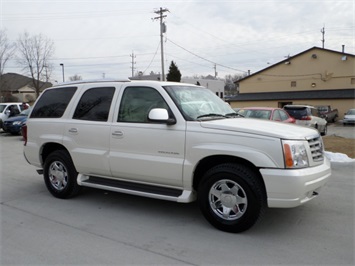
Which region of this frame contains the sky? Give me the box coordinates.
[1,0,354,83]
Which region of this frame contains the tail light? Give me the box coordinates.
[22,124,27,145]
[300,116,311,120]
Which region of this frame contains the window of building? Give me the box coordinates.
[291,81,297,87]
[351,78,355,84]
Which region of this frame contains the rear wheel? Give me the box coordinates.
[198,163,265,233]
[43,150,81,199]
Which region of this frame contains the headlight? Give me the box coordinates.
[13,121,23,125]
[282,140,309,168]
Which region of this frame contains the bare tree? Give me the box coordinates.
[17,31,54,97]
[69,74,82,81]
[0,29,16,76]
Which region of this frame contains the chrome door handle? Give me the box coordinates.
[68,128,78,133]
[112,131,123,137]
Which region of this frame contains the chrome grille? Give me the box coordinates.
[307,136,324,162]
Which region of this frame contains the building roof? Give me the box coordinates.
[235,46,355,84]
[225,88,355,102]
[0,73,52,92]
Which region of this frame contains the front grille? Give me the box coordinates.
[307,136,324,162]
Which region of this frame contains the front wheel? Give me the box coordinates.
[43,150,81,199]
[198,163,266,233]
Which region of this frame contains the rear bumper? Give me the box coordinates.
[261,158,331,208]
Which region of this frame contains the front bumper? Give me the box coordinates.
[261,158,331,208]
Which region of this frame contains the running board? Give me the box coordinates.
[77,174,196,203]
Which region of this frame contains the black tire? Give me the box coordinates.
[43,150,81,199]
[198,163,266,233]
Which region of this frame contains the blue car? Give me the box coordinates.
[3,108,31,135]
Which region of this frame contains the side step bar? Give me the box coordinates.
[77,174,196,203]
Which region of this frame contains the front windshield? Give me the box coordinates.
[347,109,355,115]
[164,85,235,120]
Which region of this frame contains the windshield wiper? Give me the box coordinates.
[225,112,244,117]
[196,113,226,119]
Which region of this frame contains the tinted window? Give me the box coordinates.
[31,87,77,118]
[73,87,115,121]
[118,87,168,123]
[284,107,307,119]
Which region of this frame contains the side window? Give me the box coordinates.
[311,108,319,117]
[272,110,281,121]
[279,110,289,121]
[73,87,115,122]
[7,105,20,117]
[30,87,77,118]
[118,87,168,123]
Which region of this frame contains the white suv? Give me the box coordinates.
[23,80,331,233]
[284,105,327,136]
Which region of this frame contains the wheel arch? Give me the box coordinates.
[40,142,70,166]
[192,155,266,199]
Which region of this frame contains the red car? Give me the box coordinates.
[238,107,296,123]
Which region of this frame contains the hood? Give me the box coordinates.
[344,114,355,119]
[200,117,318,139]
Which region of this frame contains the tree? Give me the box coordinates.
[0,29,16,76]
[16,31,55,97]
[69,74,82,81]
[166,61,181,82]
[224,74,247,96]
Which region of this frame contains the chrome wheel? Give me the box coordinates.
[209,179,248,220]
[48,161,68,191]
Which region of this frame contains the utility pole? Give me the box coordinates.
[321,26,325,49]
[214,64,218,78]
[130,52,136,77]
[153,7,169,81]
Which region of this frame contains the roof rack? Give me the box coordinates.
[53,78,131,87]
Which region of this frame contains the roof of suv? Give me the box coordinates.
[52,79,197,88]
[53,78,131,87]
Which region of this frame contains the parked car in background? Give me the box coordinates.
[316,105,338,122]
[283,105,327,135]
[0,102,28,129]
[3,107,31,135]
[343,108,355,126]
[238,107,295,123]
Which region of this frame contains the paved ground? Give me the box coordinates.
[0,130,354,265]
[327,121,355,139]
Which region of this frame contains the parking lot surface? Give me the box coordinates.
[1,128,354,265]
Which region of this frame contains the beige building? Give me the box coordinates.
[228,47,355,119]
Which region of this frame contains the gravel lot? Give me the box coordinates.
[0,126,354,265]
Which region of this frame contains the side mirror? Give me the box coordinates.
[5,110,11,116]
[148,108,176,125]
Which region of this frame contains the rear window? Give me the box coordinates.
[284,107,308,119]
[30,87,77,118]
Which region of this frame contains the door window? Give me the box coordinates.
[118,87,168,123]
[73,87,115,121]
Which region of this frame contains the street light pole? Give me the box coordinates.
[60,63,65,82]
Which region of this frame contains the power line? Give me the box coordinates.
[166,38,247,73]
